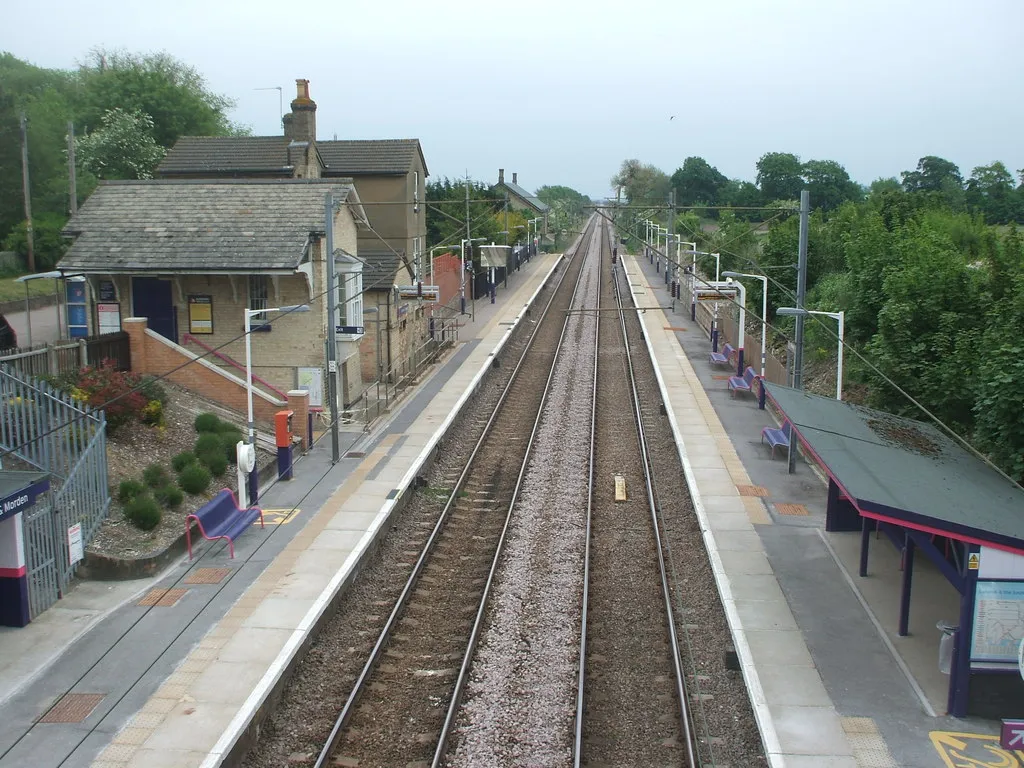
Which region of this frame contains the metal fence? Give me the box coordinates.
[0,364,109,617]
[0,331,130,380]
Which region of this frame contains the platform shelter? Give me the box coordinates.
[764,382,1024,718]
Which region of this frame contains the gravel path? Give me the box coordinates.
[447,221,602,767]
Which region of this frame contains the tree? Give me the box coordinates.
[965,161,1018,224]
[802,159,861,212]
[76,108,166,180]
[670,157,728,207]
[611,159,670,204]
[901,156,963,194]
[2,213,70,271]
[536,185,589,228]
[426,177,503,246]
[756,152,803,202]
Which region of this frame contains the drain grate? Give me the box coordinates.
[138,588,188,607]
[39,693,105,723]
[185,568,231,584]
[737,485,769,497]
[775,503,809,516]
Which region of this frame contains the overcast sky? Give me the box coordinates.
[5,0,1023,199]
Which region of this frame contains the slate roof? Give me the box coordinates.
[156,136,322,176]
[59,179,360,273]
[359,249,406,290]
[496,180,550,214]
[318,140,427,176]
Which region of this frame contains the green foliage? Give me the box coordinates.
[139,376,168,405]
[118,479,144,503]
[201,451,228,477]
[671,156,729,207]
[75,108,166,180]
[124,494,162,531]
[142,463,170,488]
[1,214,71,271]
[966,162,1020,225]
[611,159,670,204]
[425,177,504,247]
[194,412,222,433]
[802,159,861,212]
[194,432,223,457]
[178,463,212,495]
[756,152,804,202]
[171,451,196,472]
[154,484,184,509]
[217,426,243,462]
[73,361,148,434]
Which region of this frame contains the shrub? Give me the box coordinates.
[178,463,211,495]
[124,494,162,531]
[142,463,170,488]
[201,451,228,477]
[118,479,145,503]
[219,430,242,463]
[141,399,165,428]
[155,484,184,509]
[74,361,147,434]
[171,451,196,472]
[194,433,223,457]
[139,376,168,405]
[194,413,222,433]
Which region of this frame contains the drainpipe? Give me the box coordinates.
[386,286,393,383]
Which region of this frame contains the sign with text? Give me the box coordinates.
[67,523,83,566]
[398,285,440,301]
[971,580,1024,663]
[97,303,121,335]
[98,280,117,302]
[0,477,50,524]
[188,295,213,334]
[336,325,364,336]
[1002,720,1024,751]
[297,367,324,408]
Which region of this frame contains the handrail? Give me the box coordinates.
[182,333,288,400]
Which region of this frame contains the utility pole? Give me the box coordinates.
[667,189,675,296]
[788,189,810,475]
[324,191,341,464]
[67,122,78,216]
[19,113,35,272]
[465,174,472,308]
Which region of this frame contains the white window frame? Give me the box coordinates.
[413,170,419,212]
[335,264,364,339]
[248,275,269,321]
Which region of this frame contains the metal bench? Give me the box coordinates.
[710,343,735,367]
[761,421,792,458]
[186,488,263,559]
[728,366,758,398]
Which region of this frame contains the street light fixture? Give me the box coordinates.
[722,271,769,385]
[460,237,486,316]
[243,304,310,504]
[776,307,845,401]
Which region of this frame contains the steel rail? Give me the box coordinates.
[430,215,602,767]
[312,219,594,768]
[613,240,699,765]
[572,216,606,763]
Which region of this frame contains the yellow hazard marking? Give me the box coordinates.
[969,552,981,570]
[256,508,300,526]
[614,475,627,502]
[930,730,1024,767]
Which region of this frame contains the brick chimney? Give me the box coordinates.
[498,168,504,184]
[285,79,316,144]
[512,172,518,185]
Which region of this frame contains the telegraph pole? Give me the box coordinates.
[667,189,675,294]
[19,113,35,271]
[788,189,810,475]
[324,191,341,464]
[67,122,78,216]
[465,174,472,307]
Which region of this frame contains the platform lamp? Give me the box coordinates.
[722,271,770,409]
[460,237,486,316]
[776,307,845,402]
[242,303,310,506]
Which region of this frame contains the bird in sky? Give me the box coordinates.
[669,115,675,120]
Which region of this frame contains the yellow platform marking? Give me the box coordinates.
[614,475,627,502]
[930,730,1024,767]
[256,508,301,526]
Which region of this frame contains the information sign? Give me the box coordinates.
[971,580,1024,663]
[67,523,83,566]
[188,295,213,334]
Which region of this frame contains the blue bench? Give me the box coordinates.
[710,343,735,367]
[186,488,263,559]
[761,421,792,459]
[728,366,759,398]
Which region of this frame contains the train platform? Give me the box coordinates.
[0,252,564,768]
[622,251,1015,768]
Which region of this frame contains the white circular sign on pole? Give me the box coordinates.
[1018,637,1024,682]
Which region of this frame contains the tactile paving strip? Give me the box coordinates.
[137,588,188,607]
[712,375,731,380]
[841,717,897,767]
[737,485,770,497]
[38,693,105,723]
[774,503,809,516]
[185,568,230,584]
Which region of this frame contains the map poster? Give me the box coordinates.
[971,580,1024,663]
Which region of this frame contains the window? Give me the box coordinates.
[337,271,363,329]
[412,236,422,282]
[248,275,268,322]
[413,171,419,213]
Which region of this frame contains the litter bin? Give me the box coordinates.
[937,620,957,675]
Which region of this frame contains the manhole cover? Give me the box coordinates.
[737,485,769,497]
[39,693,105,723]
[775,503,809,516]
[138,588,188,607]
[185,568,231,585]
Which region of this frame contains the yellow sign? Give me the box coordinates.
[188,295,213,334]
[930,730,1024,767]
[969,552,981,570]
[256,508,300,526]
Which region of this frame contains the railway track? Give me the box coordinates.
[310,220,600,768]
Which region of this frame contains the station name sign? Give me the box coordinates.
[0,477,50,523]
[398,285,440,302]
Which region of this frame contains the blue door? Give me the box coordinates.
[132,278,176,342]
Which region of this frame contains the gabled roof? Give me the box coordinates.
[358,249,408,290]
[156,136,325,176]
[59,179,360,273]
[495,180,550,213]
[318,139,427,177]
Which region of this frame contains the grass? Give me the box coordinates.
[0,274,60,304]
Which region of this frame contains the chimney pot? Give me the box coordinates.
[512,172,518,185]
[499,168,504,184]
[296,78,310,100]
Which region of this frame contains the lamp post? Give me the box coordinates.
[428,244,458,289]
[722,271,769,388]
[460,237,486,316]
[777,307,845,401]
[528,217,542,258]
[16,270,64,347]
[244,304,310,503]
